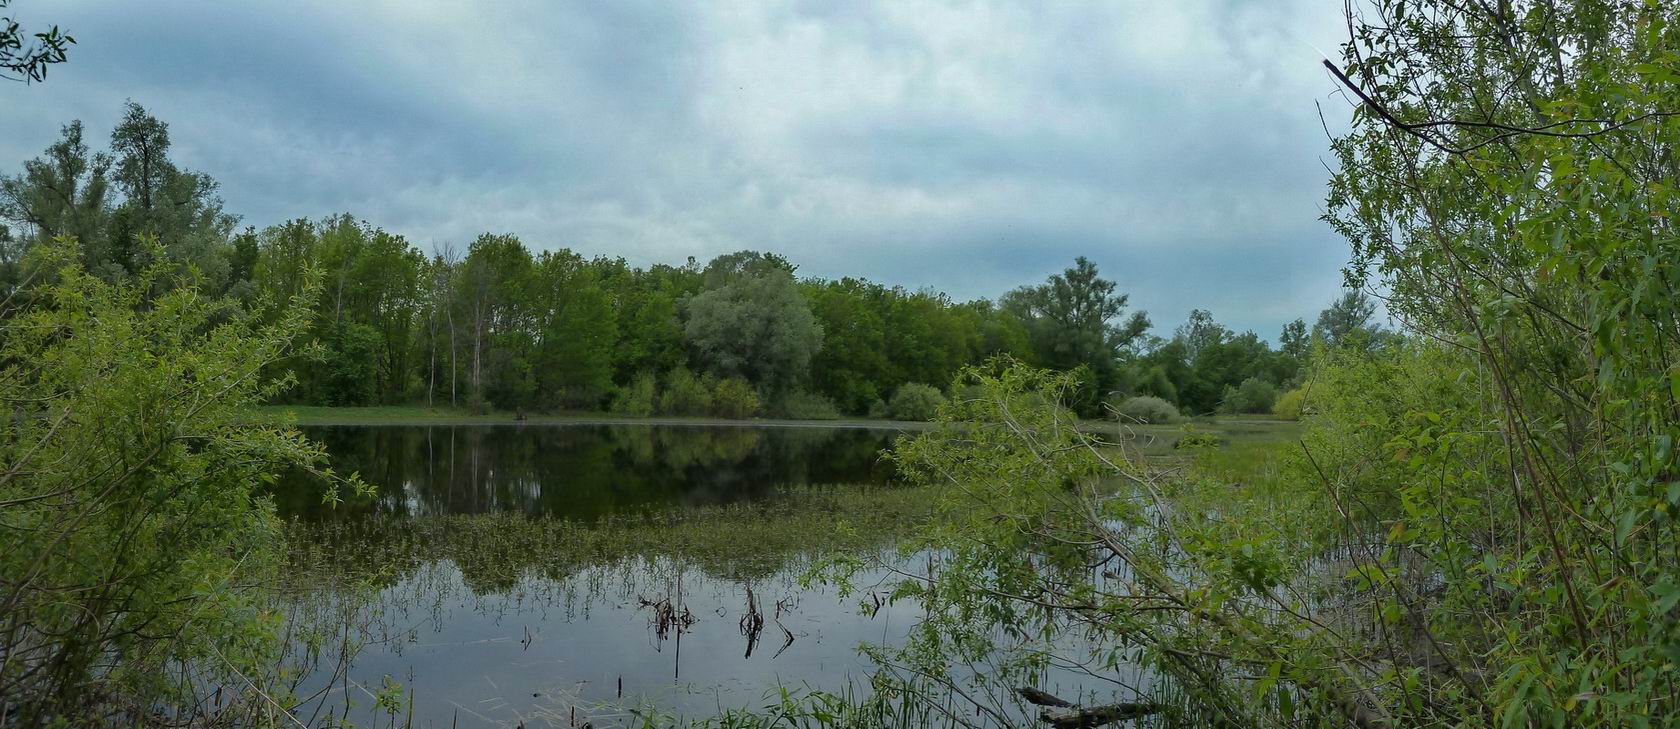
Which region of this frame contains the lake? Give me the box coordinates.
[274,424,919,727]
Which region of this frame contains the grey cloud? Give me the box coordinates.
[0,0,1359,341]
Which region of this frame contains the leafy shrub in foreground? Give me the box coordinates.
[0,238,363,721]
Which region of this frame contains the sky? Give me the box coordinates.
[2,0,1359,341]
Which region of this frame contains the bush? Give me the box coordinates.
[1114,395,1181,424]
[775,390,841,420]
[866,399,890,419]
[710,377,761,419]
[658,367,713,416]
[887,383,947,421]
[1174,423,1220,449]
[611,372,657,417]
[0,241,366,720]
[1272,387,1305,420]
[1221,377,1279,414]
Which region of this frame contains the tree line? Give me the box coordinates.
[1,103,1382,420]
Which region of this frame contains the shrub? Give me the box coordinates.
[775,390,841,420]
[887,383,947,421]
[1174,423,1220,449]
[611,372,657,417]
[866,399,890,419]
[0,240,366,720]
[1221,377,1279,414]
[710,377,761,419]
[658,367,713,416]
[1114,395,1181,424]
[1271,387,1305,420]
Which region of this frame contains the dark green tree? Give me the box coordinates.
[1312,291,1382,349]
[1002,257,1149,413]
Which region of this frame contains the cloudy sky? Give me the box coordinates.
[3,0,1357,340]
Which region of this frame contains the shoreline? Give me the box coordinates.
[246,405,1297,435]
[246,405,937,430]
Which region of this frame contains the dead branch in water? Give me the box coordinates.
[740,587,765,658]
[1016,688,1160,728]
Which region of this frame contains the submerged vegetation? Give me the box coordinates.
[287,484,937,588]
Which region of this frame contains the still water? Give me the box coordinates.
[275,424,913,728]
[277,424,899,521]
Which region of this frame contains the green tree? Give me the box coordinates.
[1173,308,1226,363]
[805,278,892,413]
[531,250,619,409]
[684,253,823,392]
[1311,291,1381,350]
[1002,257,1149,414]
[458,233,534,407]
[1278,318,1308,359]
[0,121,110,273]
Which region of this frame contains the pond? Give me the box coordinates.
[274,424,919,727]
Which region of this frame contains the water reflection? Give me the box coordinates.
[285,554,918,727]
[277,424,919,727]
[273,424,902,520]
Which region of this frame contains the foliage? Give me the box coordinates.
[0,238,363,722]
[532,253,618,409]
[319,320,382,406]
[1002,257,1149,414]
[885,382,945,421]
[824,362,1377,726]
[1113,394,1181,424]
[612,371,658,417]
[1173,423,1220,449]
[659,367,714,416]
[1311,290,1383,351]
[684,261,823,392]
[1270,387,1305,420]
[0,0,72,83]
[773,389,842,420]
[710,376,761,419]
[1318,0,1680,723]
[1219,376,1278,414]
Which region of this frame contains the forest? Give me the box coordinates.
[0,103,1380,422]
